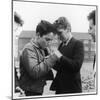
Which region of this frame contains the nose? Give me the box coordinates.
[88,29,91,34]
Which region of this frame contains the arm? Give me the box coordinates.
[60,41,84,73]
[21,47,58,79]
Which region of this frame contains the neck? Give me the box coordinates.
[92,35,95,42]
[66,32,72,42]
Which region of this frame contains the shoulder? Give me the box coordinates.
[23,42,32,50]
[71,38,84,50]
[72,38,83,45]
[22,42,37,54]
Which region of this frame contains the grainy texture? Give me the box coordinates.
[43,61,96,95]
[14,61,96,97]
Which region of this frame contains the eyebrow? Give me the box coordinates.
[45,37,53,41]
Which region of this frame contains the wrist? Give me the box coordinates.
[54,52,62,58]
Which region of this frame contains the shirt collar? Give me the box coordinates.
[64,32,73,46]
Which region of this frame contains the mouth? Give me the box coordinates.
[89,32,94,36]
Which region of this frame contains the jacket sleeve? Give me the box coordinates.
[60,41,84,73]
[22,47,58,79]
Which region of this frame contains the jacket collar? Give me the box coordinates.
[30,38,40,49]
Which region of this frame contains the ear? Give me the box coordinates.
[36,32,40,37]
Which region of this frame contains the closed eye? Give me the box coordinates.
[45,38,52,41]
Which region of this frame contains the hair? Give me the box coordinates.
[88,10,95,25]
[36,20,54,37]
[53,17,71,32]
[14,12,24,26]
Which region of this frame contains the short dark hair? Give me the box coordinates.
[14,12,24,26]
[88,10,95,25]
[53,17,71,32]
[36,20,54,37]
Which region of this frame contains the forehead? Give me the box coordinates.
[89,19,94,26]
[42,32,53,38]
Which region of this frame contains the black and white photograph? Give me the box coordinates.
[12,0,97,99]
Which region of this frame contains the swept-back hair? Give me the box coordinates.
[36,20,54,37]
[88,10,95,25]
[53,17,71,32]
[14,12,24,26]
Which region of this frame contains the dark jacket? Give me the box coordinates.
[50,37,84,94]
[19,39,57,94]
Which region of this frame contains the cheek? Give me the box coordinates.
[62,34,67,40]
[92,27,95,33]
[13,22,17,31]
[17,28,22,36]
[88,28,95,35]
[41,39,47,47]
[44,41,47,46]
[14,27,22,36]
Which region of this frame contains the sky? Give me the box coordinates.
[13,1,96,32]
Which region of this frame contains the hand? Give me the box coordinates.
[51,47,62,58]
[16,86,25,94]
[54,49,62,58]
[46,47,51,55]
